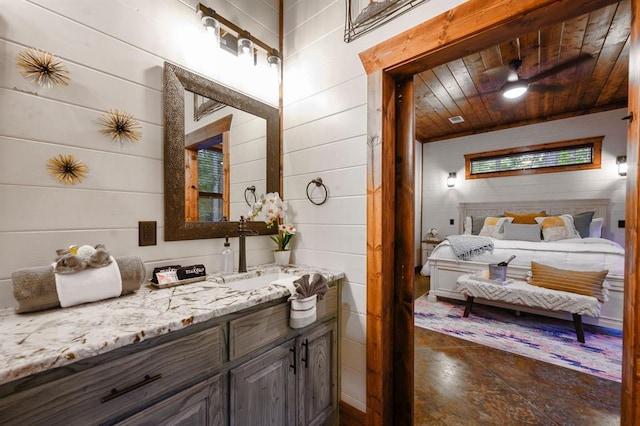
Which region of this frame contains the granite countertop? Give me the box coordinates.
[0,264,343,386]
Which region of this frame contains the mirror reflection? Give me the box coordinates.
[183,91,267,223]
[164,62,279,241]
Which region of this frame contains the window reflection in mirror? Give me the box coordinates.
[183,90,267,223]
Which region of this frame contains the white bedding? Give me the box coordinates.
[421,237,625,277]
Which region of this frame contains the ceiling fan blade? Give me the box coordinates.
[527,83,568,94]
[527,53,594,84]
[479,64,511,93]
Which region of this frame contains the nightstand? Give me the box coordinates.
[421,239,443,265]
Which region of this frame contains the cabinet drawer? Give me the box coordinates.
[0,327,224,426]
[230,303,290,360]
[316,285,337,321]
[229,284,338,360]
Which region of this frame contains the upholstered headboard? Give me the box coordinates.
[458,199,610,235]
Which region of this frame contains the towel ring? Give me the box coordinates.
[244,185,257,206]
[306,178,328,205]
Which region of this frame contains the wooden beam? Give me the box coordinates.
[365,70,396,425]
[359,0,621,78]
[392,78,415,424]
[622,0,639,422]
[184,114,233,149]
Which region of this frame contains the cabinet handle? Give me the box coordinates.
[290,346,297,375]
[301,339,309,368]
[100,373,163,403]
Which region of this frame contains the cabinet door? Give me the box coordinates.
[116,373,225,426]
[230,340,296,426]
[298,321,337,426]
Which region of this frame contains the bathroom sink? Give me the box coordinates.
[227,272,300,292]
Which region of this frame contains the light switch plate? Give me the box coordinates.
[139,221,157,246]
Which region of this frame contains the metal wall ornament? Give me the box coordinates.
[98,109,142,144]
[47,154,89,185]
[16,47,70,87]
[344,0,429,43]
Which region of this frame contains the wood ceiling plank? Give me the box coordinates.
[447,58,494,124]
[597,35,630,105]
[564,5,617,111]
[549,14,589,114]
[582,1,631,106]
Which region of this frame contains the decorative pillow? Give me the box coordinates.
[505,211,546,224]
[535,214,580,241]
[471,215,503,235]
[471,216,487,235]
[502,223,541,242]
[478,217,514,239]
[572,211,595,238]
[529,261,609,303]
[589,217,604,238]
[464,216,472,235]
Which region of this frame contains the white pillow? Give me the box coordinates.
[589,217,603,238]
[464,216,472,235]
[478,217,514,239]
[535,214,581,241]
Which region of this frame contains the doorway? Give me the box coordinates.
[361,0,638,423]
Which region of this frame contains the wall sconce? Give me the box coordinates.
[197,3,281,70]
[447,172,456,188]
[617,156,627,176]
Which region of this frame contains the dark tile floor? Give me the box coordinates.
[413,275,621,425]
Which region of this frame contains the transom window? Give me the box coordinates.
[465,136,603,180]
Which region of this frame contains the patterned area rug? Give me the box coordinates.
[414,295,622,382]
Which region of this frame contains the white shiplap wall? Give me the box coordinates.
[421,108,628,246]
[282,0,468,412]
[0,0,279,305]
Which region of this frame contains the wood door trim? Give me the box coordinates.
[622,0,639,421]
[362,0,637,423]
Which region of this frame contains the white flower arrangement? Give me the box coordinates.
[426,228,438,239]
[247,192,297,251]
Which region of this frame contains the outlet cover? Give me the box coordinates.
[139,221,157,246]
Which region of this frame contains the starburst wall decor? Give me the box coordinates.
[47,154,89,185]
[98,109,142,144]
[16,47,70,87]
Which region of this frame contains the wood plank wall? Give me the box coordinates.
[0,0,280,306]
[282,0,469,412]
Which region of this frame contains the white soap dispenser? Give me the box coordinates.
[221,236,234,274]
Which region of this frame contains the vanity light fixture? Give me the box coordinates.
[200,14,221,45]
[447,172,457,188]
[237,32,255,64]
[617,156,627,176]
[267,48,281,70]
[197,3,281,69]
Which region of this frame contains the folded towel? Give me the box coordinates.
[292,274,328,300]
[12,256,146,313]
[54,256,122,308]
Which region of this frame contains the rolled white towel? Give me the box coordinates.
[54,256,122,308]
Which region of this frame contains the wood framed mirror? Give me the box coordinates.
[163,62,280,241]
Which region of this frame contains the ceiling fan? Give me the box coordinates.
[482,53,594,99]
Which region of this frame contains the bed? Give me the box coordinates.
[422,199,625,330]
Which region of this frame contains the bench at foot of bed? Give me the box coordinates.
[456,273,601,343]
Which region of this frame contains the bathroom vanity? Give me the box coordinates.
[0,265,343,426]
